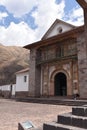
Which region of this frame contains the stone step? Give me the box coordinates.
[72,106,87,116]
[43,122,86,130]
[16,97,87,106]
[57,112,87,128]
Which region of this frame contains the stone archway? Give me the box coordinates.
[49,70,72,96]
[54,72,67,96]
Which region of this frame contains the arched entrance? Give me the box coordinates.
[54,72,67,96]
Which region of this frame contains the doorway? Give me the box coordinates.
[54,72,67,96]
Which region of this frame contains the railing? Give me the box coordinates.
[36,50,77,65]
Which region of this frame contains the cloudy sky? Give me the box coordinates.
[0,0,84,46]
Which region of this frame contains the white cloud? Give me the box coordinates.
[0,0,66,46]
[0,0,84,46]
[0,22,36,46]
[0,0,5,5]
[66,7,84,26]
[32,0,65,40]
[0,0,37,17]
[0,12,8,20]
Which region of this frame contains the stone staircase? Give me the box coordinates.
[43,105,87,130]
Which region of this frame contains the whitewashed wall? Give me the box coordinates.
[16,72,29,92]
[46,23,73,39]
[1,84,10,91]
[0,84,16,96]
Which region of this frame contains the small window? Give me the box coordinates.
[57,27,63,33]
[24,76,27,82]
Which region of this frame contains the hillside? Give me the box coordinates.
[0,44,29,85]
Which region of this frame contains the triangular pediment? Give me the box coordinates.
[42,19,76,40]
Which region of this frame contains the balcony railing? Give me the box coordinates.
[36,50,77,65]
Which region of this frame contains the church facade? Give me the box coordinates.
[25,0,87,98]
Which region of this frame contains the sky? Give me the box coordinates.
[0,0,84,47]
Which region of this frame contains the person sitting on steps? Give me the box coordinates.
[73,86,79,100]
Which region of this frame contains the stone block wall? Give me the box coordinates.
[77,32,87,98]
[15,91,28,98]
[29,48,41,97]
[41,59,78,97]
[2,91,11,98]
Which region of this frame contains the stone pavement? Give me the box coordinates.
[0,99,72,130]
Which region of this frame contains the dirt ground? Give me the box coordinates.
[0,99,72,130]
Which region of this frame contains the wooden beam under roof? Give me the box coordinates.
[76,0,87,8]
